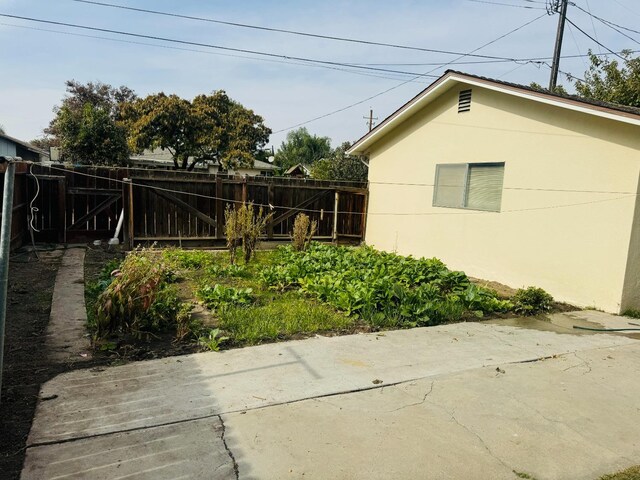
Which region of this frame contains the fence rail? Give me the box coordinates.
[5,163,368,248]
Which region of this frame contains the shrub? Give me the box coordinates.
[512,286,554,315]
[224,202,273,264]
[95,247,181,336]
[291,213,317,251]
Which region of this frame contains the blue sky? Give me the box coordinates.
[0,0,638,149]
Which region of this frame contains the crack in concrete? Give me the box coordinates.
[219,415,239,480]
[388,381,435,413]
[562,352,592,374]
[447,409,514,473]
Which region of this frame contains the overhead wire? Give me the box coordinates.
[69,0,544,61]
[565,17,627,60]
[0,13,446,79]
[25,162,639,220]
[0,22,432,84]
[273,13,548,134]
[463,0,546,9]
[570,5,640,46]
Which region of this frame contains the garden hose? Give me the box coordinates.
[573,326,640,332]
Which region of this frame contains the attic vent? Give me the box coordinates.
[458,89,472,113]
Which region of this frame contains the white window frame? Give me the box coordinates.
[433,162,505,212]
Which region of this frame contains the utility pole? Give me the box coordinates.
[0,156,17,405]
[548,0,569,91]
[363,108,378,132]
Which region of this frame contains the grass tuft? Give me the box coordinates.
[218,293,353,344]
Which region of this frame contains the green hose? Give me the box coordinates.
[573,326,640,332]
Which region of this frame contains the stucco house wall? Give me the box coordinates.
[363,83,640,313]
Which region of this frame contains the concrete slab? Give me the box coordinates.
[488,310,640,340]
[45,248,92,363]
[224,342,640,480]
[28,322,635,444]
[22,417,236,480]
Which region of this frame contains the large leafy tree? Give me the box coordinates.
[531,50,640,108]
[47,80,135,165]
[311,142,368,182]
[56,103,130,165]
[121,90,271,171]
[574,50,640,108]
[274,127,332,171]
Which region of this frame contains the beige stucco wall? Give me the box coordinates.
[365,84,640,313]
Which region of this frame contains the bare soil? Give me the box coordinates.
[0,248,107,480]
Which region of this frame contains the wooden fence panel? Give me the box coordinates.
[11,163,368,247]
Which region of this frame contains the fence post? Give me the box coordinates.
[122,178,134,249]
[216,176,224,239]
[57,178,66,244]
[267,183,274,239]
[361,191,369,242]
[332,190,340,242]
[241,177,247,205]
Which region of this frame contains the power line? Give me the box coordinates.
[565,17,627,60]
[0,22,432,84]
[350,49,640,67]
[273,13,547,134]
[69,0,538,61]
[0,13,446,79]
[35,162,636,218]
[463,0,546,9]
[571,5,640,46]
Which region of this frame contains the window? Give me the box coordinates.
[433,163,505,212]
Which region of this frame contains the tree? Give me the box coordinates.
[274,127,332,171]
[530,50,640,109]
[574,50,640,108]
[311,142,368,182]
[29,136,58,151]
[121,91,271,171]
[56,103,130,165]
[47,80,135,165]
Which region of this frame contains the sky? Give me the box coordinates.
[0,0,638,150]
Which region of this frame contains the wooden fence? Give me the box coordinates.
[12,163,368,248]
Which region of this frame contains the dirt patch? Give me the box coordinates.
[471,277,577,314]
[0,248,108,479]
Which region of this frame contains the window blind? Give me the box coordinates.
[465,164,504,211]
[433,164,467,208]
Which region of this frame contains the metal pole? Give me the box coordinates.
[548,0,568,91]
[0,159,16,404]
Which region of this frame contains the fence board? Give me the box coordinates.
[12,163,367,247]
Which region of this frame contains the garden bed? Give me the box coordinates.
[86,242,570,356]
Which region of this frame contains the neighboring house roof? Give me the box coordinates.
[348,70,640,155]
[130,148,276,171]
[0,132,49,157]
[251,159,276,171]
[284,163,311,176]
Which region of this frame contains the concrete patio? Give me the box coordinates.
[20,310,640,479]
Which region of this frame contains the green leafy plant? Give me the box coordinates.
[95,247,179,336]
[291,213,317,251]
[198,328,230,351]
[198,284,254,311]
[512,287,554,316]
[260,244,513,327]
